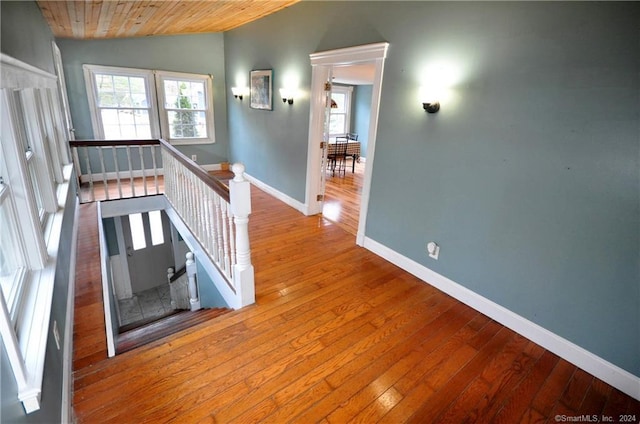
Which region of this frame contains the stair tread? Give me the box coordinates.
[116,308,231,354]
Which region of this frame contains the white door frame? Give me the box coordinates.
[305,42,389,246]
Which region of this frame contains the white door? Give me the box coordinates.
[121,210,174,293]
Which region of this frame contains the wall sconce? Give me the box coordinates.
[422,101,440,113]
[231,86,248,100]
[280,88,294,105]
[420,85,441,113]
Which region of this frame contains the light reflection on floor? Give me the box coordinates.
[322,200,342,222]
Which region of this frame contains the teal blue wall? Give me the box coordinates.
[353,85,372,157]
[0,1,55,74]
[56,34,229,164]
[225,1,639,376]
[196,261,228,309]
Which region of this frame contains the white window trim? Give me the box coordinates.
[83,64,160,140]
[20,89,58,217]
[84,65,216,145]
[155,70,216,145]
[0,53,75,414]
[0,183,29,325]
[38,88,65,184]
[1,91,48,269]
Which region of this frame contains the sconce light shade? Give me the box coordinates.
[422,101,440,113]
[231,86,247,100]
[280,88,294,105]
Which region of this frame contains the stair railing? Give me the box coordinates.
[70,138,255,308]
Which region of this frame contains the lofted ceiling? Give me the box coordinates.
[36,0,301,39]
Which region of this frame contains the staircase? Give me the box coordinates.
[116,307,232,354]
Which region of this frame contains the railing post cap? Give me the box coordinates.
[232,163,245,182]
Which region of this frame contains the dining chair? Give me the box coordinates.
[328,137,349,176]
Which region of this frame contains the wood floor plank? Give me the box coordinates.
[71,176,640,423]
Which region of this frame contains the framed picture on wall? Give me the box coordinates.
[250,69,273,110]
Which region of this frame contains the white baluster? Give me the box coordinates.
[139,145,147,196]
[82,146,94,202]
[151,145,159,194]
[167,267,175,309]
[97,146,108,200]
[227,201,236,275]
[214,194,222,263]
[220,201,230,278]
[186,252,200,311]
[112,146,123,199]
[71,147,85,202]
[229,163,254,306]
[126,146,134,197]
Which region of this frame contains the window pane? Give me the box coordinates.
[101,109,151,140]
[0,195,22,302]
[164,80,205,111]
[27,159,44,220]
[118,109,134,125]
[94,71,151,140]
[149,210,164,246]
[168,111,205,138]
[331,93,346,112]
[329,114,346,134]
[129,213,146,250]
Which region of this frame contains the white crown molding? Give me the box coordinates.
[310,42,389,66]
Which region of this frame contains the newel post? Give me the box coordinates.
[186,252,201,311]
[229,163,255,307]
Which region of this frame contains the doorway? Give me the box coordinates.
[323,64,375,235]
[117,210,176,327]
[305,42,389,246]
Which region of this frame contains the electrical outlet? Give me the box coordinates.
[191,154,197,162]
[427,242,440,260]
[53,320,61,350]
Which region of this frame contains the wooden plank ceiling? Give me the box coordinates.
[36,0,301,39]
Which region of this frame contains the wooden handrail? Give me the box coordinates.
[169,265,187,283]
[158,139,230,202]
[70,139,160,147]
[69,138,230,202]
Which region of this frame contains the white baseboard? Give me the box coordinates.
[243,173,308,215]
[363,236,640,401]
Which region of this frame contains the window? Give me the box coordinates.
[329,85,353,137]
[149,210,165,246]
[84,65,215,145]
[0,181,27,324]
[129,213,147,250]
[156,73,213,143]
[17,89,59,225]
[1,52,73,414]
[128,210,165,250]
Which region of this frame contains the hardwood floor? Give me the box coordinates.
[72,178,639,422]
[323,160,365,235]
